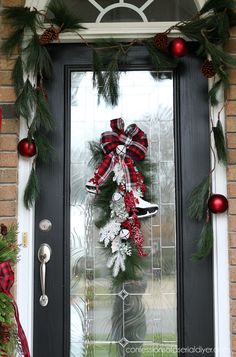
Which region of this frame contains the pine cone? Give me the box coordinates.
[39,26,60,45]
[0,224,7,236]
[153,33,168,50]
[201,60,216,78]
[0,323,10,344]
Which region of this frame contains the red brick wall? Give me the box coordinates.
[0,0,24,225]
[227,27,236,355]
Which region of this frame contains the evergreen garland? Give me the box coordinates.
[0,0,234,258]
[0,224,21,356]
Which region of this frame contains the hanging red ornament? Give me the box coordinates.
[170,37,187,57]
[208,194,228,214]
[17,138,37,158]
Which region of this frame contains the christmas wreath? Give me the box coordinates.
[86,118,158,278]
[1,0,235,260]
[0,224,30,356]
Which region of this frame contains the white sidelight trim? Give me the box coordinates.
[210,89,231,357]
[17,119,34,355]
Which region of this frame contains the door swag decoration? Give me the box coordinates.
[0,224,30,357]
[86,118,158,277]
[1,0,235,259]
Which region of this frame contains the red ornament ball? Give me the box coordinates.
[17,138,37,158]
[208,194,228,214]
[170,37,187,57]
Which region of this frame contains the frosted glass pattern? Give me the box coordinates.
[70,71,177,356]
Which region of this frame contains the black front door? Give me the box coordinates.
[33,44,214,357]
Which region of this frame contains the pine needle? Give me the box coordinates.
[24,167,40,209]
[1,6,39,31]
[208,80,222,106]
[34,132,54,163]
[46,0,86,32]
[200,0,236,15]
[15,79,36,121]
[1,29,24,56]
[24,34,52,78]
[12,56,24,96]
[188,177,210,222]
[144,40,178,71]
[213,119,227,165]
[88,140,104,168]
[192,221,213,260]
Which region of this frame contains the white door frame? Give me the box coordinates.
[17,1,230,355]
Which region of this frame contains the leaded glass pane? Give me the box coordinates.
[70,70,177,356]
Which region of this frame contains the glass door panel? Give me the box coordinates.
[70,71,177,356]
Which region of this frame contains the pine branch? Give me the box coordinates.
[208,80,222,106]
[23,167,39,209]
[1,29,24,56]
[34,132,54,163]
[200,0,236,15]
[192,221,213,260]
[12,56,24,96]
[213,119,227,165]
[92,49,105,91]
[34,89,54,131]
[15,79,36,122]
[144,40,178,71]
[188,176,210,222]
[24,34,52,78]
[88,140,104,168]
[1,6,39,31]
[46,0,86,32]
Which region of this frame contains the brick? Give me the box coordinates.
[0,24,14,39]
[0,218,17,226]
[0,57,16,71]
[1,105,16,119]
[0,152,17,167]
[226,117,236,133]
[0,201,16,216]
[232,334,236,352]
[0,87,16,102]
[232,318,236,333]
[0,135,17,151]
[0,71,12,86]
[226,101,236,116]
[0,119,19,134]
[225,39,236,54]
[0,169,17,183]
[228,134,236,149]
[0,185,16,200]
[228,86,236,100]
[229,183,236,198]
[230,233,236,248]
[230,200,236,215]
[231,302,236,317]
[229,70,236,85]
[228,150,236,164]
[228,166,236,181]
[2,0,25,6]
[230,27,236,37]
[230,249,236,265]
[231,267,236,282]
[229,215,236,231]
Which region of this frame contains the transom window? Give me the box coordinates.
[66,0,199,23]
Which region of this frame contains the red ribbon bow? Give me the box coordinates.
[93,118,148,191]
[0,261,31,357]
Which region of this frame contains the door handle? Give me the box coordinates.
[38,243,52,307]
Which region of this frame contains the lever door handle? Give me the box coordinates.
[38,243,52,307]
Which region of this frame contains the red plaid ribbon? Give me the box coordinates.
[0,261,31,357]
[94,118,148,191]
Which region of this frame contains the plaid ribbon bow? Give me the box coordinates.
[0,261,31,357]
[94,118,148,191]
